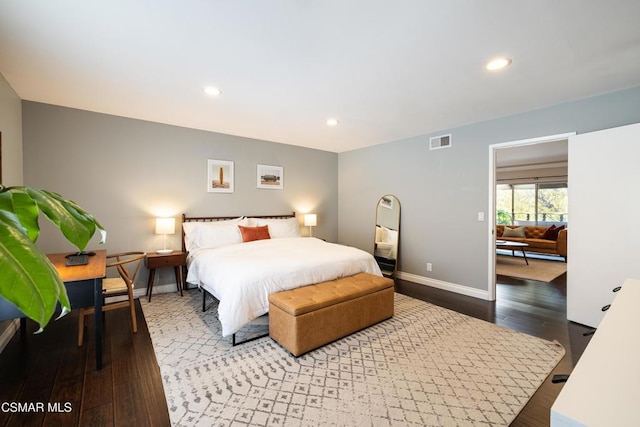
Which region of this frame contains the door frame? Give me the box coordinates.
[487,132,575,301]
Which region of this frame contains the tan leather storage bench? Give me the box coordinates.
[268,272,394,356]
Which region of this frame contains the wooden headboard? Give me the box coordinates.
[181,212,296,253]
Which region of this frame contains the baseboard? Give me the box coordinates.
[396,271,491,301]
[0,319,20,354]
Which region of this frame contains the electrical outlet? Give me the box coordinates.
[477,212,485,221]
[427,263,432,272]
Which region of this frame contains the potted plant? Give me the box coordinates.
[0,185,105,331]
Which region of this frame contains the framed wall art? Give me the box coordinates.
[207,159,234,193]
[257,164,283,190]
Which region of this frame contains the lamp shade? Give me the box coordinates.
[304,214,317,227]
[155,217,176,235]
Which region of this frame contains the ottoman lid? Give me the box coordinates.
[268,272,394,316]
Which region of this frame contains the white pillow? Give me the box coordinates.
[384,228,398,244]
[253,217,301,238]
[182,217,249,251]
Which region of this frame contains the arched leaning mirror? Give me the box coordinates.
[374,195,401,278]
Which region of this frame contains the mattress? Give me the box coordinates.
[186,237,382,336]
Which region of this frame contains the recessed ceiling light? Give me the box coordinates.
[486,57,512,71]
[326,118,339,127]
[203,86,221,96]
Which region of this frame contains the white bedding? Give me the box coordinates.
[374,241,396,259]
[186,237,382,337]
[374,225,398,259]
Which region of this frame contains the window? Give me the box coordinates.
[496,183,568,226]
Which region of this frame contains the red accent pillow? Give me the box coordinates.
[542,224,565,241]
[238,225,271,242]
[542,224,557,240]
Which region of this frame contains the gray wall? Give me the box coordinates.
[22,102,338,288]
[0,72,22,185]
[338,86,640,296]
[0,72,23,351]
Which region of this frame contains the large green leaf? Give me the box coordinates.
[0,186,104,330]
[0,189,41,241]
[58,194,106,236]
[0,211,70,330]
[26,188,94,251]
[0,192,27,234]
[43,189,106,245]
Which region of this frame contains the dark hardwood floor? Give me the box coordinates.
[0,271,590,426]
[0,303,170,427]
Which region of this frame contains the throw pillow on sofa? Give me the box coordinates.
[542,224,565,241]
[542,224,557,240]
[502,226,525,238]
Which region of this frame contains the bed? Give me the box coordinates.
[181,213,383,338]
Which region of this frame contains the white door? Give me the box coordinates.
[568,122,640,327]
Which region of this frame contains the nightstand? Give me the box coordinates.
[145,251,187,302]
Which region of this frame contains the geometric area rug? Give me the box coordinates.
[140,291,565,426]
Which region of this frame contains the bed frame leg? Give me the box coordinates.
[231,331,268,346]
[199,287,267,346]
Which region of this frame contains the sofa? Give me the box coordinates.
[496,225,567,260]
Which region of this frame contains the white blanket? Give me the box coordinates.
[186,237,382,337]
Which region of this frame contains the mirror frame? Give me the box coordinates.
[374,194,401,278]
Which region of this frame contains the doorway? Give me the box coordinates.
[487,132,574,301]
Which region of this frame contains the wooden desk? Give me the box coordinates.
[0,250,107,370]
[50,250,107,370]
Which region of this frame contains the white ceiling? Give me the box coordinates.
[1,1,640,153]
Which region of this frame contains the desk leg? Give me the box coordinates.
[174,266,183,296]
[522,249,529,265]
[147,268,156,302]
[94,277,103,370]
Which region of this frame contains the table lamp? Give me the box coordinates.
[155,217,175,254]
[304,214,317,237]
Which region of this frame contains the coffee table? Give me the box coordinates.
[496,240,529,265]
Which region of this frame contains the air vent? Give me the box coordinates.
[429,134,452,150]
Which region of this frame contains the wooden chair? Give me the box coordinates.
[78,251,146,346]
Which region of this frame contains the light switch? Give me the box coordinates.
[477,212,485,221]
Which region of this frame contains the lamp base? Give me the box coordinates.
[156,249,173,254]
